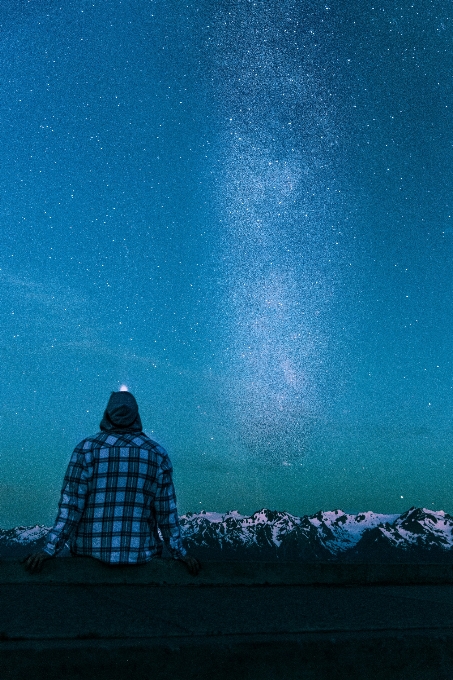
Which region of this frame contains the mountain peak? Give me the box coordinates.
[3,507,453,562]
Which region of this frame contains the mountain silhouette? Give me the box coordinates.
[2,507,453,562]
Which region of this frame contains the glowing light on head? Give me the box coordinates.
[119,384,128,392]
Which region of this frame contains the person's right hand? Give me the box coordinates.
[179,554,201,575]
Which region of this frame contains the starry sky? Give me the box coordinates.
[1,0,452,527]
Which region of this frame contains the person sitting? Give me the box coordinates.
[24,390,200,575]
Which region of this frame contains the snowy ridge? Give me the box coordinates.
[0,524,50,544]
[179,508,302,550]
[374,507,453,550]
[178,506,453,560]
[305,509,401,555]
[1,507,453,561]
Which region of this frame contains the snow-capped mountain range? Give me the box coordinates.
[2,507,453,562]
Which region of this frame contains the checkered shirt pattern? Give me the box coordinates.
[43,431,187,564]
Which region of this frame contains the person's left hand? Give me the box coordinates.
[22,551,53,574]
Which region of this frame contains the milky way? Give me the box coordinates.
[0,0,452,526]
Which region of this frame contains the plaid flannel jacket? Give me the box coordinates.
[43,431,187,564]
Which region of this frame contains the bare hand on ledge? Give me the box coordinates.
[179,554,201,575]
[22,551,53,574]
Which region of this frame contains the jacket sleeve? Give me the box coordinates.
[154,453,187,559]
[43,441,91,557]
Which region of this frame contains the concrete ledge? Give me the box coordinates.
[1,630,453,680]
[2,557,453,585]
[3,568,453,679]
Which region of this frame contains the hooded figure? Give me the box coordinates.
[24,387,201,575]
[99,390,143,433]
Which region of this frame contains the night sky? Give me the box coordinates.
[1,0,452,528]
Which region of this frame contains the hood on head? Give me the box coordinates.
[100,391,143,433]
